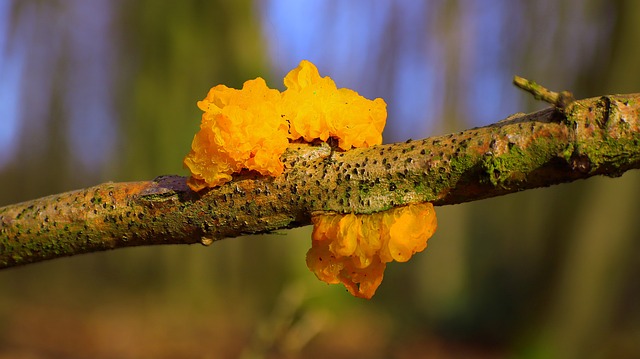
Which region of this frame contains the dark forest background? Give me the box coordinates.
[1,1,639,358]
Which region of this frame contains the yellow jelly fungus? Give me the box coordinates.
[282,60,387,150]
[184,78,289,190]
[306,202,437,299]
[184,60,387,191]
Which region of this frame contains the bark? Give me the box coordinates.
[2,86,640,269]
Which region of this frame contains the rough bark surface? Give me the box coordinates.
[2,92,640,269]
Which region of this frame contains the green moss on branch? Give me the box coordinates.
[2,93,640,269]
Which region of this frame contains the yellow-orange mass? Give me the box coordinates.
[183,60,386,190]
[307,203,438,299]
[282,60,387,150]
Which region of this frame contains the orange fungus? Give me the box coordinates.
[307,202,438,299]
[184,78,289,190]
[282,60,387,150]
[183,60,387,191]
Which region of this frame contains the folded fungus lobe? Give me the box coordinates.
[307,203,437,299]
[184,60,386,190]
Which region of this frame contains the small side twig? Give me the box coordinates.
[513,75,575,110]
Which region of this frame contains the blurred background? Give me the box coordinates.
[1,0,639,358]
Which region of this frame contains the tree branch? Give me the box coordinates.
[2,90,640,269]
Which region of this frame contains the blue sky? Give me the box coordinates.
[0,0,518,170]
[0,0,22,167]
[260,0,518,142]
[0,0,117,171]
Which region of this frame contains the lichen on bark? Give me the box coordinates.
[1,92,640,269]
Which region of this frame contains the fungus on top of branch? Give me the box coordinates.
[183,60,438,298]
[183,60,386,190]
